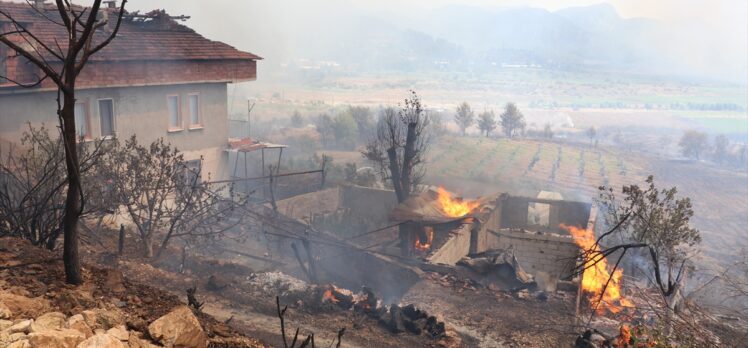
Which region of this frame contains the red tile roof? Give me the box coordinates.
[0,2,261,62]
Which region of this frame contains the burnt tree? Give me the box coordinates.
[0,0,128,284]
[362,90,430,203]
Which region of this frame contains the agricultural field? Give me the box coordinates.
[426,136,645,202]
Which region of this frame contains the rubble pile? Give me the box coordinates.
[0,303,210,348]
[0,237,265,348]
[320,284,447,339]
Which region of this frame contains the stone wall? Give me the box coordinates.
[484,229,579,279]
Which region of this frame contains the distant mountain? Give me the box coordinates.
[247,1,742,80]
[408,3,667,71]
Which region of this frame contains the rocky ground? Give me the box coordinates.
[0,237,265,347]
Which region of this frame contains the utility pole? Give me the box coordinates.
[247,100,256,138]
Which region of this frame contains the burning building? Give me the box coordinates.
[391,188,596,283]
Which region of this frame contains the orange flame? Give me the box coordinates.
[414,227,434,251]
[614,324,631,348]
[436,187,480,218]
[322,289,339,303]
[561,224,634,314]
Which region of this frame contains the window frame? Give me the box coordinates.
[166,94,183,132]
[97,98,116,139]
[74,99,92,141]
[187,93,203,130]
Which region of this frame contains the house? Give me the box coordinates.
[0,1,261,181]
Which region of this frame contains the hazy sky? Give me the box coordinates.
[121,1,748,80]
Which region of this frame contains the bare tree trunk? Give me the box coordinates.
[143,234,154,258]
[118,224,125,255]
[387,147,404,203]
[60,88,83,285]
[400,123,417,200]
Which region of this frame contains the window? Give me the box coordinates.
[98,99,115,137]
[188,94,201,128]
[167,95,181,130]
[74,102,90,139]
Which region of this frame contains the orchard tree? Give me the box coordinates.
[586,126,597,146]
[712,134,729,165]
[500,102,526,138]
[678,130,708,160]
[0,0,128,284]
[453,102,474,136]
[349,106,373,142]
[477,110,497,137]
[542,123,554,139]
[363,91,430,203]
[290,111,304,128]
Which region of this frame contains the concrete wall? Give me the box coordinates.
[498,196,592,235]
[0,82,230,180]
[341,185,399,226]
[427,224,472,265]
[485,229,579,279]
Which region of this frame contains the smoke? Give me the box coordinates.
[124,0,746,83]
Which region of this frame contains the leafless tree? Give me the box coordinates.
[362,90,430,203]
[0,0,128,284]
[0,124,112,250]
[453,101,474,136]
[103,136,245,259]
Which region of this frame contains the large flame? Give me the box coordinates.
[561,224,634,314]
[436,187,480,218]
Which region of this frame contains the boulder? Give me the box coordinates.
[148,306,207,348]
[7,339,31,348]
[27,328,85,348]
[126,331,160,348]
[65,314,93,338]
[30,312,66,332]
[0,302,12,319]
[81,309,124,330]
[0,319,14,330]
[0,292,50,318]
[9,332,26,341]
[77,333,126,348]
[10,319,33,334]
[106,325,129,341]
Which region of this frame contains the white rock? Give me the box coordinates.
[76,333,126,348]
[7,339,31,348]
[27,328,85,348]
[0,302,13,319]
[148,306,207,348]
[106,325,129,341]
[9,319,32,334]
[30,312,66,332]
